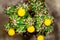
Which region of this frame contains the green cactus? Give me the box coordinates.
[5,0,53,36]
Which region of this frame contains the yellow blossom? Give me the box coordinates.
[27,26,35,33]
[18,7,26,17]
[8,28,15,36]
[44,19,52,26]
[37,35,44,40]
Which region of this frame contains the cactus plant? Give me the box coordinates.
[4,0,54,36]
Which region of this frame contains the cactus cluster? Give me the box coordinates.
[4,0,54,36]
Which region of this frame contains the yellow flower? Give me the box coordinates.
[44,19,52,26]
[18,7,26,17]
[27,26,35,33]
[8,28,15,36]
[37,35,44,40]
